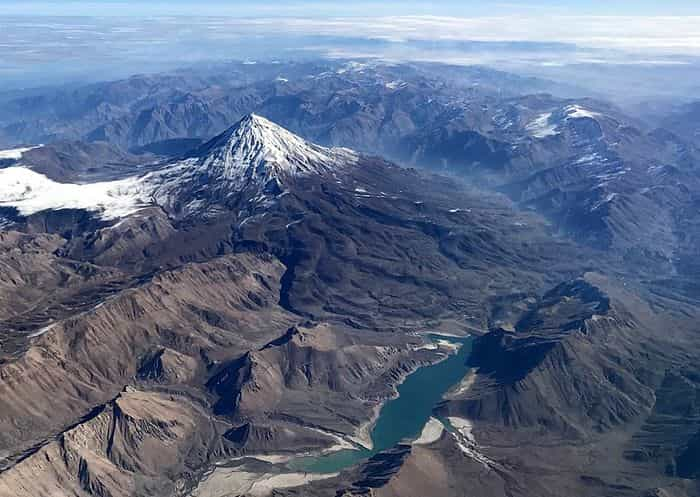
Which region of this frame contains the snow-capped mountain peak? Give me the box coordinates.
[190,113,357,183]
[0,115,360,221]
[145,114,359,214]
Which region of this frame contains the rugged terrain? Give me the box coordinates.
[2,61,698,276]
[0,116,588,497]
[0,64,699,497]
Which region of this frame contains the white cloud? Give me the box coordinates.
[230,15,700,54]
[1,12,698,90]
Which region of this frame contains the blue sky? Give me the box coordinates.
[4,0,700,16]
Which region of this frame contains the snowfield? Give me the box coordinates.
[564,104,600,120]
[0,166,149,220]
[0,145,44,160]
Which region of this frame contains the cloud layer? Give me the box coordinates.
[0,14,698,89]
[233,15,700,53]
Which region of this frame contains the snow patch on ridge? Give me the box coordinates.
[447,416,495,468]
[565,105,600,120]
[526,112,559,138]
[575,152,603,165]
[591,192,618,211]
[0,145,43,160]
[385,80,407,90]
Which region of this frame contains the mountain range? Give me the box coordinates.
[0,61,700,497]
[2,60,698,279]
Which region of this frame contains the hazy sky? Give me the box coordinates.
[4,0,700,16]
[1,1,699,89]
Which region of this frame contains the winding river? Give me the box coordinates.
[288,334,473,474]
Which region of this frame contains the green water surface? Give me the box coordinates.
[288,334,473,474]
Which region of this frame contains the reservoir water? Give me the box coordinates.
[288,334,473,474]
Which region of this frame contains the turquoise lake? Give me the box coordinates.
[287,334,473,474]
